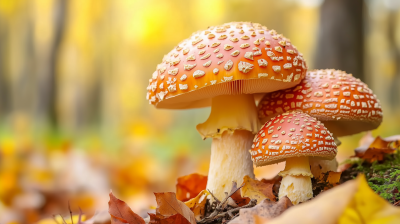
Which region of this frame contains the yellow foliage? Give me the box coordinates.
[338,176,400,224]
[184,190,210,221]
[38,214,86,224]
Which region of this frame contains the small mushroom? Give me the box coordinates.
[250,111,337,204]
[257,69,383,178]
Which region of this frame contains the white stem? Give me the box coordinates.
[279,157,313,205]
[207,130,255,200]
[198,95,260,200]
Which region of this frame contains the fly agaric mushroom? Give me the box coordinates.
[146,22,307,199]
[250,111,337,204]
[258,69,383,177]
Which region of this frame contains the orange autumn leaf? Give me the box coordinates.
[326,172,341,185]
[108,192,145,224]
[184,190,210,221]
[355,135,400,163]
[153,192,196,224]
[241,175,276,203]
[149,213,191,224]
[355,136,396,163]
[230,182,251,207]
[176,173,207,202]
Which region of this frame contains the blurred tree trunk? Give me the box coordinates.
[0,19,9,118]
[314,0,364,81]
[37,0,68,128]
[388,11,400,107]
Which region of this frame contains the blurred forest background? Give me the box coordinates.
[0,0,400,223]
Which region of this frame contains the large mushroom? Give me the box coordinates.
[257,69,383,177]
[146,22,307,199]
[250,111,337,204]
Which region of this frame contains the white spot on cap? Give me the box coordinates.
[193,70,205,78]
[258,59,268,67]
[213,68,219,74]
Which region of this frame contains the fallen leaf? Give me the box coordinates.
[184,190,210,221]
[357,133,400,152]
[339,175,400,223]
[241,175,276,203]
[355,136,398,163]
[260,176,282,185]
[229,197,293,224]
[264,175,400,224]
[176,173,208,202]
[261,176,282,197]
[108,192,145,224]
[154,192,196,224]
[149,213,191,224]
[230,182,251,207]
[354,135,400,163]
[326,171,341,185]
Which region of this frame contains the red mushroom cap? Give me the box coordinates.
[146,22,307,109]
[250,111,337,166]
[258,69,383,137]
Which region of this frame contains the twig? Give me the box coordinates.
[207,189,221,204]
[68,201,73,224]
[227,213,240,223]
[217,184,244,210]
[198,199,257,223]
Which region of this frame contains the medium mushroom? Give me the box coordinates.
[146,22,307,199]
[257,69,383,177]
[250,111,337,204]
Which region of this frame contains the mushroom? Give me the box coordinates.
[250,111,337,204]
[257,69,383,178]
[146,22,308,199]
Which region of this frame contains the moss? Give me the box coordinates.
[341,150,400,204]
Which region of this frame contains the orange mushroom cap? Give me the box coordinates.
[146,22,307,109]
[258,69,383,137]
[250,111,337,166]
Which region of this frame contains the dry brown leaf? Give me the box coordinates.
[108,192,145,224]
[176,173,208,202]
[260,176,282,185]
[241,175,276,203]
[154,192,196,224]
[184,190,210,221]
[355,137,396,163]
[229,197,293,224]
[355,135,400,163]
[149,213,191,224]
[230,182,251,207]
[357,133,400,151]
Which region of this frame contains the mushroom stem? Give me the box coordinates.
[196,94,260,139]
[197,94,260,200]
[207,130,255,200]
[278,157,313,204]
